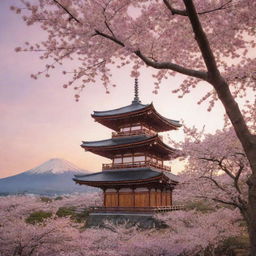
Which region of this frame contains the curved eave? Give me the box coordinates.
[92,103,181,132]
[92,102,150,118]
[82,135,156,150]
[92,104,152,131]
[81,135,177,160]
[73,175,163,188]
[73,168,178,188]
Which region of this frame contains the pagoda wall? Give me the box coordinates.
[104,188,172,208]
[134,188,150,207]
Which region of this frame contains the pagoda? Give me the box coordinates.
[73,79,181,212]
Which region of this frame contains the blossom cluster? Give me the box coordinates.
[11,0,256,105]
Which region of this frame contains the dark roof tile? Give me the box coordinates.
[81,134,152,147]
[92,102,149,117]
[74,167,179,183]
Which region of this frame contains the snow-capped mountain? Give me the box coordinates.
[0,159,96,196]
[27,158,83,174]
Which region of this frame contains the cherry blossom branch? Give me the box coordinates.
[32,49,74,78]
[163,0,233,16]
[52,0,208,81]
[180,1,255,176]
[198,0,232,15]
[108,3,129,21]
[199,156,244,195]
[212,198,239,208]
[52,0,81,24]
[183,0,220,78]
[93,28,208,80]
[237,196,248,210]
[200,176,226,192]
[199,157,236,179]
[102,6,116,39]
[196,195,239,208]
[234,152,247,158]
[234,163,244,194]
[162,0,187,16]
[93,30,124,47]
[135,50,207,80]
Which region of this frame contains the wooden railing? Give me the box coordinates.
[102,160,171,172]
[89,205,184,213]
[154,205,185,212]
[112,128,156,138]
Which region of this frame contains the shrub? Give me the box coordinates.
[185,200,215,213]
[56,207,75,217]
[215,235,250,255]
[74,209,90,223]
[54,196,63,200]
[26,211,52,224]
[56,207,90,223]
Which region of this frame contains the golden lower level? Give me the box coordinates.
[104,188,172,208]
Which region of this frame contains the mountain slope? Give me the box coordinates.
[27,158,83,174]
[0,159,96,195]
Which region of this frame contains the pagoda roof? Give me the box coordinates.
[93,102,149,117]
[81,134,177,160]
[73,167,179,188]
[92,102,181,132]
[82,134,150,148]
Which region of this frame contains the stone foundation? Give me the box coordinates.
[85,212,167,229]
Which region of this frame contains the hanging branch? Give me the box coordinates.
[52,0,81,24]
[163,0,233,16]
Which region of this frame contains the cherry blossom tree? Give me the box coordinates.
[0,218,74,256]
[0,194,243,256]
[173,127,252,247]
[154,208,242,256]
[11,0,256,253]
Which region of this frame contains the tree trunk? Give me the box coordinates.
[210,77,256,255]
[174,1,256,253]
[176,1,256,253]
[247,173,256,255]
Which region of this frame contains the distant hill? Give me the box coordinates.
[0,158,97,196]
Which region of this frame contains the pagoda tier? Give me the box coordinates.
[74,167,178,189]
[81,134,177,160]
[73,167,178,208]
[92,102,181,132]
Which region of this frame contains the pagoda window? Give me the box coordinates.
[120,123,142,132]
[113,157,122,164]
[123,155,133,163]
[134,155,145,162]
[121,127,130,132]
[131,125,141,131]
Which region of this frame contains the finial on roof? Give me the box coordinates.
[132,78,141,104]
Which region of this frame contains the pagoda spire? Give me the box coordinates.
[132,78,141,104]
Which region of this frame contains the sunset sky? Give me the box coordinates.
[0,0,237,178]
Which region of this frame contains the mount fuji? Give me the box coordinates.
[0,159,96,196]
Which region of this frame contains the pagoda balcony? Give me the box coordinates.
[89,205,185,213]
[102,160,171,172]
[112,128,156,138]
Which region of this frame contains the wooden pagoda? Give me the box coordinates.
[73,79,181,212]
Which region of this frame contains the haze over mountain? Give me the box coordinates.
[0,158,96,196]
